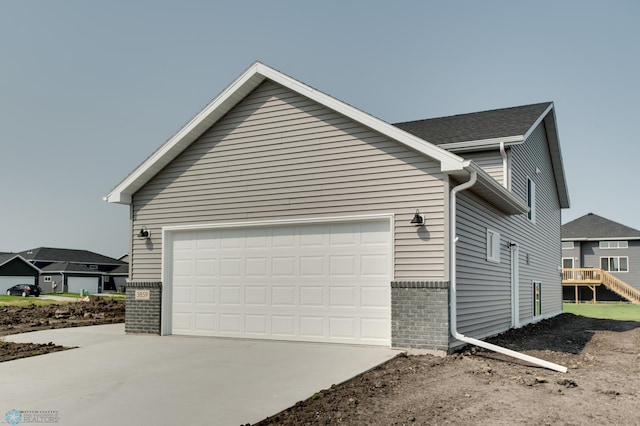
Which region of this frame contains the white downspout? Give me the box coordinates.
[449,170,567,373]
[499,142,509,189]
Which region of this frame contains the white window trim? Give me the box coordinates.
[43,276,52,283]
[562,241,574,250]
[487,228,501,263]
[532,281,542,317]
[527,177,536,223]
[599,241,628,249]
[600,256,629,272]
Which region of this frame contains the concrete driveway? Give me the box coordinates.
[1,325,399,425]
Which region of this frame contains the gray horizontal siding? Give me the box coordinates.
[455,123,562,340]
[131,81,447,281]
[463,151,504,185]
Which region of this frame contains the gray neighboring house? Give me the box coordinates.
[562,213,640,303]
[15,247,128,294]
[0,253,40,294]
[106,62,570,352]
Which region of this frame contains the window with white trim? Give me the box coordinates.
[600,256,628,272]
[533,281,542,316]
[562,241,574,250]
[487,229,501,263]
[527,177,536,222]
[599,241,628,249]
[43,276,52,283]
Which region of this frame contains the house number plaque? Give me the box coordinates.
[134,289,151,300]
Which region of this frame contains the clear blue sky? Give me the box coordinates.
[1,1,638,258]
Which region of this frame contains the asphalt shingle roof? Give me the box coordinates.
[393,102,552,145]
[16,247,125,265]
[562,213,640,240]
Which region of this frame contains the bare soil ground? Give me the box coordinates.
[0,297,125,362]
[256,314,640,426]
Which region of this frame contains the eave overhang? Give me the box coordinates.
[447,161,529,215]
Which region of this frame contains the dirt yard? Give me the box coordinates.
[0,297,124,362]
[256,314,640,426]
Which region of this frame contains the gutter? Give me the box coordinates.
[449,169,567,373]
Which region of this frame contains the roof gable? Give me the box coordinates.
[395,102,569,209]
[105,62,467,205]
[393,103,552,146]
[562,213,640,240]
[0,254,40,272]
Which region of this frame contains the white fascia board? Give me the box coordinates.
[562,237,640,241]
[522,102,554,142]
[106,62,467,204]
[439,136,524,153]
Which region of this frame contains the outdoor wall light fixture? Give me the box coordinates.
[137,226,151,239]
[410,209,425,227]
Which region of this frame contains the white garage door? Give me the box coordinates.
[0,276,35,294]
[169,219,392,346]
[67,277,99,294]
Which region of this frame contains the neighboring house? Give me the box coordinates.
[561,213,640,303]
[106,62,569,352]
[0,253,40,294]
[15,247,128,294]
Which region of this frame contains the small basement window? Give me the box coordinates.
[487,229,501,263]
[533,281,542,316]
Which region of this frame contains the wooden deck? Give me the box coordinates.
[562,268,640,304]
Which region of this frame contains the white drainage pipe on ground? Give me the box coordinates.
[449,169,567,374]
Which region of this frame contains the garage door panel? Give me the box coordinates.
[299,316,324,337]
[299,287,324,307]
[195,286,215,303]
[271,287,295,306]
[220,286,241,304]
[67,277,99,294]
[195,313,216,332]
[245,286,268,305]
[330,317,356,338]
[361,287,388,308]
[300,256,325,276]
[271,316,295,336]
[361,255,389,276]
[220,258,241,276]
[170,219,391,346]
[330,286,357,307]
[361,318,390,341]
[219,314,242,332]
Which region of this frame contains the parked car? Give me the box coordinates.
[6,284,40,297]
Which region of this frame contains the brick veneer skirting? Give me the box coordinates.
[125,281,162,334]
[391,280,450,351]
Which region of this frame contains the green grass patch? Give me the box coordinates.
[0,295,62,307]
[50,292,82,298]
[563,303,640,321]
